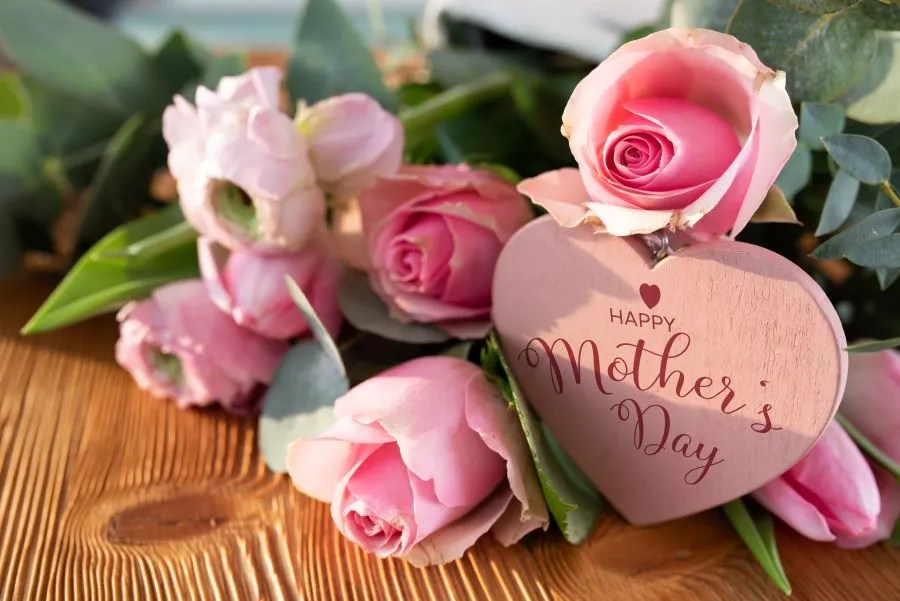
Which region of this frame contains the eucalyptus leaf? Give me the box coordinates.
[0,0,165,115]
[822,134,892,184]
[259,276,350,472]
[811,207,900,258]
[0,73,27,120]
[845,232,900,267]
[287,0,396,110]
[836,414,900,477]
[769,0,859,12]
[669,0,739,30]
[799,102,846,149]
[877,267,900,288]
[21,205,198,335]
[863,0,900,29]
[775,142,813,199]
[258,340,349,473]
[483,333,602,544]
[846,337,900,352]
[843,32,900,125]
[727,0,878,101]
[816,169,861,235]
[338,270,450,344]
[76,115,161,250]
[722,499,792,595]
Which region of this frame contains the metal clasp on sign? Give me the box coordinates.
[643,230,674,263]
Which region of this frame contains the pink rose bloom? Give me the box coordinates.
[286,357,548,565]
[297,93,404,199]
[163,66,326,254]
[356,165,532,339]
[115,280,288,416]
[837,349,900,548]
[752,423,885,548]
[198,233,344,340]
[519,28,797,237]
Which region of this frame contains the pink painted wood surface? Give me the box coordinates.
[492,216,847,525]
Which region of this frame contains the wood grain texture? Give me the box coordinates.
[1,271,898,601]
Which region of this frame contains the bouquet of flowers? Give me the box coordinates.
[5,0,899,594]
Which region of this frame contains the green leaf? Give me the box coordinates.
[822,134,892,184]
[722,499,792,596]
[287,0,396,110]
[483,333,603,544]
[845,337,900,352]
[768,0,858,12]
[151,30,206,97]
[727,0,878,101]
[0,0,165,115]
[775,142,813,199]
[877,267,900,288]
[0,120,42,200]
[799,102,846,149]
[337,270,450,344]
[845,232,900,267]
[0,73,28,120]
[199,53,247,90]
[259,277,349,473]
[863,0,900,29]
[836,414,900,477]
[812,207,900,258]
[843,32,900,124]
[76,115,161,250]
[21,205,198,335]
[816,169,861,235]
[670,0,740,30]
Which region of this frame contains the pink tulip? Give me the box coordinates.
[297,93,404,199]
[836,349,900,548]
[115,280,288,416]
[356,165,533,339]
[163,67,326,254]
[753,423,882,546]
[197,233,343,340]
[518,28,797,237]
[286,357,548,565]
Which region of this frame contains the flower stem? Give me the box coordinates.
[399,71,514,139]
[881,179,900,208]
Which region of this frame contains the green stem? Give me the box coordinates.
[881,180,900,208]
[399,71,514,139]
[836,413,900,479]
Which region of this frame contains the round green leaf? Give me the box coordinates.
[843,32,900,124]
[816,169,862,235]
[812,207,900,258]
[845,232,900,267]
[799,102,846,149]
[822,133,892,184]
[775,142,813,199]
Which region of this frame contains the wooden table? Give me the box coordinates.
[2,272,898,600]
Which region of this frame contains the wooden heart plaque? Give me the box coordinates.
[492,216,847,525]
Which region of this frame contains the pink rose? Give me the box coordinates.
[752,423,885,548]
[163,67,326,253]
[837,349,900,548]
[286,357,548,565]
[115,280,288,416]
[519,28,797,237]
[297,93,404,199]
[198,233,344,340]
[357,165,532,339]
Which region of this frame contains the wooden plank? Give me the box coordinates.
[0,271,897,600]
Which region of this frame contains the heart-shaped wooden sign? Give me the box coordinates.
[492,216,847,525]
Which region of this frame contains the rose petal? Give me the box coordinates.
[517,168,591,228]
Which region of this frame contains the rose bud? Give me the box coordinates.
[357,165,532,339]
[197,234,344,340]
[834,349,900,548]
[297,93,404,199]
[518,28,797,237]
[752,422,884,547]
[115,280,288,416]
[286,356,548,564]
[163,66,326,254]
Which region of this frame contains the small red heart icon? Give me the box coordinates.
[639,284,661,309]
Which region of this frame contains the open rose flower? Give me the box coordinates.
[198,233,343,340]
[163,67,325,253]
[297,93,404,199]
[355,165,532,338]
[286,356,548,565]
[115,280,288,416]
[836,349,900,548]
[519,28,797,237]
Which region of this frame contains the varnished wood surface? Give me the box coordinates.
[1,271,898,601]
